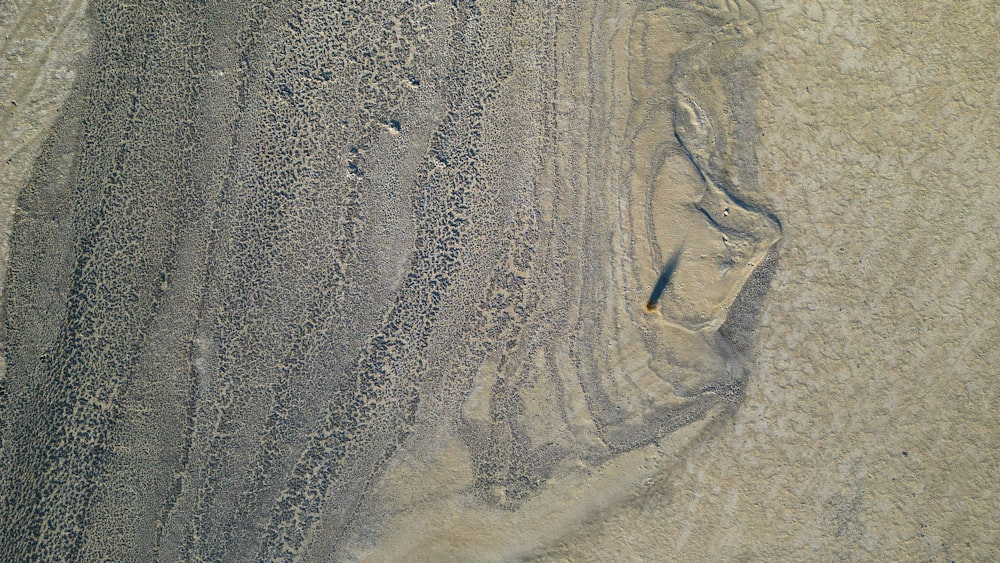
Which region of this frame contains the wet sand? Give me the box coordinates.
[1,0,996,560]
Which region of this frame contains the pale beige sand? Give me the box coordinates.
[0,0,89,297]
[351,1,1000,560]
[540,1,999,559]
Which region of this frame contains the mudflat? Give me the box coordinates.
[1,0,996,560]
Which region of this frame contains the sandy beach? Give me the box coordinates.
[1,0,996,560]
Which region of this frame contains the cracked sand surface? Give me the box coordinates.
[0,0,996,560]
